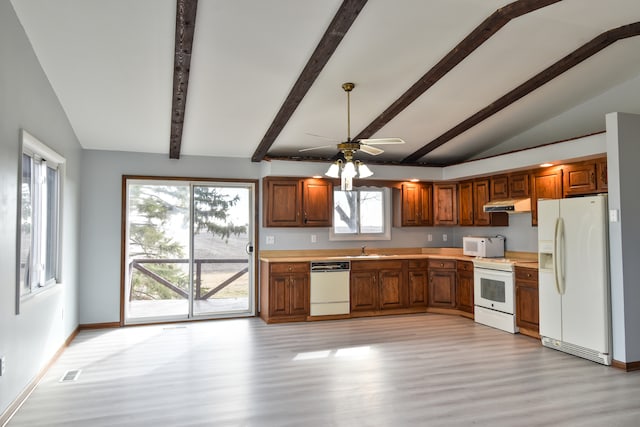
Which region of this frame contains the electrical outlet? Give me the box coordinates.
[266,235,275,245]
[443,234,448,242]
[0,356,5,376]
[427,234,432,242]
[311,234,317,243]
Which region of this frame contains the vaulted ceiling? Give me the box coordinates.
[11,0,640,167]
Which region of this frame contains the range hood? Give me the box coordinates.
[483,198,531,214]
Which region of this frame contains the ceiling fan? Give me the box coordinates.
[299,82,405,161]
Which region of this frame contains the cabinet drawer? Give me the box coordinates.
[515,267,538,283]
[351,260,405,271]
[457,261,473,272]
[270,262,309,273]
[408,260,428,269]
[428,259,456,270]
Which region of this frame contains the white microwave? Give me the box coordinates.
[463,236,505,258]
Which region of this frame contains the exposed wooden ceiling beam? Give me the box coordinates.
[403,22,640,164]
[251,0,368,163]
[353,0,562,142]
[169,0,198,159]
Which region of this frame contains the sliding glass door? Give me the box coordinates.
[123,178,255,324]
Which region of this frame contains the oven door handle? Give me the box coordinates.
[553,217,566,295]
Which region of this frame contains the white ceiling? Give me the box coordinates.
[10,0,640,166]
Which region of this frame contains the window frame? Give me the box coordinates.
[329,186,392,241]
[16,130,65,313]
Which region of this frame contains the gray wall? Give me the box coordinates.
[78,151,263,324]
[0,2,82,416]
[606,112,640,363]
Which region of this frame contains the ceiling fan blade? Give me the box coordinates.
[359,144,384,155]
[359,137,405,145]
[299,144,335,152]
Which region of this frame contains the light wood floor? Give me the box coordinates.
[7,314,640,426]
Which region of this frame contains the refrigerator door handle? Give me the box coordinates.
[554,217,566,295]
[553,217,563,295]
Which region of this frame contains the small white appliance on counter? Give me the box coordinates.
[463,235,505,258]
[538,195,611,365]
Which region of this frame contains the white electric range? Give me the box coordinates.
[472,257,519,333]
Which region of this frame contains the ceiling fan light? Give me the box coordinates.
[343,160,356,179]
[356,161,373,178]
[325,161,341,178]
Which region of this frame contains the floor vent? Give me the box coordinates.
[163,325,187,330]
[59,369,81,383]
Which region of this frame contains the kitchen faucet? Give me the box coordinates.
[361,245,366,256]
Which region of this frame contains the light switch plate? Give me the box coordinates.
[266,235,275,245]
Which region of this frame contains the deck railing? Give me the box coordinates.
[129,258,248,301]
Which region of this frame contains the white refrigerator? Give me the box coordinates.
[538,195,611,365]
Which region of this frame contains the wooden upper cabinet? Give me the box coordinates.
[531,166,563,226]
[563,162,597,197]
[490,175,509,200]
[473,179,491,226]
[509,172,530,198]
[264,178,301,227]
[302,179,333,226]
[434,183,458,225]
[491,173,529,200]
[596,157,608,191]
[563,158,608,197]
[394,183,433,226]
[263,177,332,227]
[458,181,474,226]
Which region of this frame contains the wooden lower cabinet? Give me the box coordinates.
[515,266,539,337]
[456,261,474,314]
[260,261,310,323]
[408,260,428,307]
[350,260,407,313]
[428,259,457,309]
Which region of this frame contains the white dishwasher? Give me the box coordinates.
[310,261,350,316]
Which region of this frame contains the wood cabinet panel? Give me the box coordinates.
[408,270,428,307]
[428,259,456,309]
[596,158,608,191]
[509,172,530,198]
[289,273,310,316]
[351,260,407,312]
[563,163,597,197]
[434,183,458,225]
[490,175,509,200]
[429,269,456,308]
[302,179,333,226]
[456,261,474,314]
[473,179,491,225]
[531,166,563,226]
[264,179,301,227]
[379,269,406,310]
[264,177,332,227]
[515,266,539,334]
[395,183,433,226]
[350,271,378,312]
[263,262,310,322]
[458,181,474,226]
[269,274,289,317]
